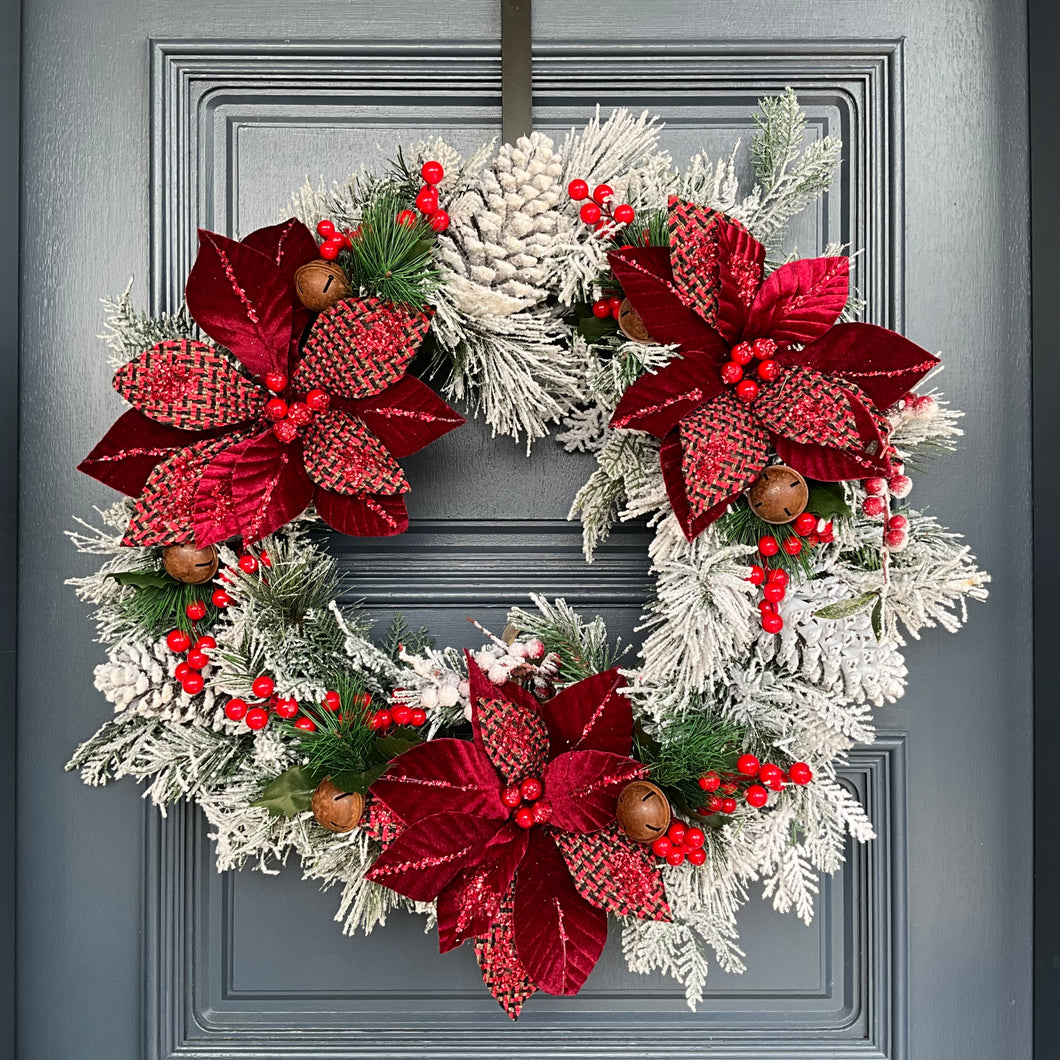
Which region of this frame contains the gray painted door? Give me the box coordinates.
[17,1,1032,1057]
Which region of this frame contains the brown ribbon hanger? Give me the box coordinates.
[501,0,533,141]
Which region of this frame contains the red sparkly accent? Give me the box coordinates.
[474,889,537,1020]
[215,243,259,324]
[611,387,704,429]
[362,800,403,850]
[477,695,549,785]
[302,411,409,496]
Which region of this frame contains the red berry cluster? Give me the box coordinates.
[861,464,912,552]
[315,219,359,261]
[749,516,834,633]
[591,294,624,321]
[261,369,331,445]
[166,626,218,696]
[696,754,812,814]
[567,179,635,235]
[226,680,366,733]
[651,820,707,867]
[367,699,427,731]
[500,776,553,829]
[720,338,782,404]
[407,161,450,232]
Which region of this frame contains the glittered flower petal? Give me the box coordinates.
[465,652,546,767]
[301,410,409,496]
[541,668,633,758]
[475,887,537,1019]
[554,825,672,922]
[314,489,409,537]
[293,297,431,400]
[754,366,870,453]
[365,812,509,903]
[114,339,265,429]
[659,430,738,539]
[542,750,646,834]
[743,256,849,345]
[350,374,466,458]
[512,829,608,996]
[368,737,508,826]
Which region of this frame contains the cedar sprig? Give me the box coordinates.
[378,612,434,662]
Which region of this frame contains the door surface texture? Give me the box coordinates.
[17,2,1032,1058]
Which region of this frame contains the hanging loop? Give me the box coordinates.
[501,0,533,141]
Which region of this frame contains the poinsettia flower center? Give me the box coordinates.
[719,337,782,403]
[500,776,552,828]
[262,384,332,444]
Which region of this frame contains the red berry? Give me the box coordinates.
[264,371,287,393]
[757,359,780,382]
[687,847,707,866]
[610,304,622,320]
[580,202,602,224]
[758,763,782,786]
[745,784,769,808]
[730,341,754,366]
[746,564,765,586]
[293,716,317,733]
[287,402,313,427]
[174,661,191,680]
[265,397,288,421]
[721,797,737,814]
[735,378,759,402]
[392,704,413,726]
[721,781,739,796]
[697,771,721,792]
[185,600,207,621]
[396,209,417,227]
[520,777,543,801]
[259,551,271,568]
[275,697,299,719]
[251,675,275,699]
[316,219,336,238]
[766,774,786,792]
[607,295,622,311]
[912,394,937,414]
[514,806,535,829]
[666,848,686,867]
[166,629,191,653]
[783,536,803,556]
[186,649,209,670]
[501,785,522,808]
[531,801,553,824]
[862,496,887,518]
[211,589,231,608]
[592,184,614,204]
[410,707,427,726]
[181,672,204,695]
[887,513,909,532]
[758,599,777,614]
[320,690,340,712]
[567,178,589,200]
[613,203,635,224]
[238,554,258,573]
[889,474,913,498]
[758,535,779,557]
[737,754,760,777]
[420,160,444,185]
[372,709,392,731]
[651,836,673,858]
[885,528,909,550]
[761,611,784,634]
[789,762,813,785]
[319,239,342,261]
[864,476,888,496]
[244,707,269,730]
[752,337,777,360]
[763,582,785,604]
[305,388,330,413]
[793,512,817,535]
[667,821,687,845]
[768,568,789,587]
[273,419,299,444]
[720,360,743,384]
[591,298,611,318]
[196,635,217,652]
[429,210,450,232]
[683,828,704,851]
[705,795,723,812]
[225,698,248,721]
[415,185,439,214]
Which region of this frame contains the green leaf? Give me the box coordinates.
[814,591,879,620]
[329,762,389,795]
[108,569,177,589]
[369,730,422,764]
[871,598,883,642]
[576,314,618,341]
[250,765,318,818]
[805,480,852,520]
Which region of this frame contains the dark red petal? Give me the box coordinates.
[542,750,647,833]
[348,374,465,458]
[436,827,527,953]
[314,488,408,537]
[122,435,239,546]
[114,339,265,429]
[78,409,221,497]
[668,199,765,342]
[608,248,725,351]
[184,229,293,379]
[239,218,318,278]
[369,738,507,825]
[541,668,633,758]
[553,824,672,922]
[474,886,536,1019]
[609,346,725,438]
[743,256,849,345]
[678,392,770,520]
[660,430,741,540]
[361,799,403,850]
[302,410,409,496]
[784,321,940,411]
[293,297,431,399]
[512,829,608,996]
[365,812,508,903]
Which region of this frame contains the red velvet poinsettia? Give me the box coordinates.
[609,198,939,539]
[364,657,671,1018]
[78,219,464,546]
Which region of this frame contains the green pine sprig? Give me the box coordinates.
[109,569,217,638]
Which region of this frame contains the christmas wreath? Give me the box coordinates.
[68,92,988,1017]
